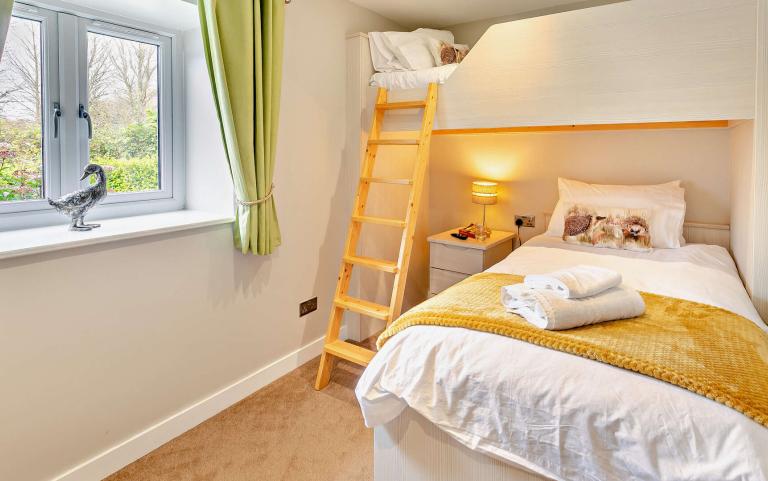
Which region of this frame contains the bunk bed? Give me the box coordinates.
[357,0,756,131]
[342,0,767,480]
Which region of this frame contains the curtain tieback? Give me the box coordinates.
[236,183,275,206]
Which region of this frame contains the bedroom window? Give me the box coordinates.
[0,3,181,231]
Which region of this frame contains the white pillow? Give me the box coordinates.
[411,28,454,45]
[545,178,686,249]
[427,37,443,66]
[368,32,407,72]
[392,38,436,70]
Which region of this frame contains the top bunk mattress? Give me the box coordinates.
[370,64,458,90]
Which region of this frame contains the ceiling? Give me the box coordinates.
[51,0,199,31]
[346,0,600,28]
[42,0,609,33]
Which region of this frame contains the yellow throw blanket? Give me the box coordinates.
[377,273,768,427]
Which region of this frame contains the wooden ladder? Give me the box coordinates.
[315,83,438,390]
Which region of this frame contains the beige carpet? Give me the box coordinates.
[105,357,371,481]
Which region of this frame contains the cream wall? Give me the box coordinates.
[427,128,733,243]
[730,121,756,293]
[0,2,401,480]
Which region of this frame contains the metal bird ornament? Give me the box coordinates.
[48,163,108,231]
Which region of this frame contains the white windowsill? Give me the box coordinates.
[0,210,234,261]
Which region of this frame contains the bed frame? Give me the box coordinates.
[375,408,551,481]
[682,223,731,250]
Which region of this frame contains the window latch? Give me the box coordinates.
[78,104,93,139]
[53,102,62,139]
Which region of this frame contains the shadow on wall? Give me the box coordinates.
[207,234,272,306]
[304,132,357,347]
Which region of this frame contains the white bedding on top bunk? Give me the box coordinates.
[370,64,458,90]
[356,235,768,481]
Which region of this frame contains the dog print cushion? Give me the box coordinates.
[562,203,652,252]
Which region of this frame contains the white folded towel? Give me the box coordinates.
[524,265,622,299]
[501,283,645,330]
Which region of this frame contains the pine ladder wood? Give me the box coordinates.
[315,83,438,390]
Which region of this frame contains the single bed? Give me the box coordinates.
[356,234,767,481]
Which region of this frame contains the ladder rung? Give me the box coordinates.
[376,100,427,110]
[344,255,398,273]
[352,215,406,228]
[361,177,413,185]
[324,340,375,366]
[368,139,420,146]
[334,295,390,321]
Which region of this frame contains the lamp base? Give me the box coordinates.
[476,204,492,241]
[476,224,492,241]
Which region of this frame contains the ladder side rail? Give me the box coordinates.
[315,88,388,390]
[388,83,439,323]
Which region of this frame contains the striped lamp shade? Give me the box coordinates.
[472,180,498,205]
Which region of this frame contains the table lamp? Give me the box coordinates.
[472,180,498,241]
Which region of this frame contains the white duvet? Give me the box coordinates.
[356,235,768,481]
[370,64,458,90]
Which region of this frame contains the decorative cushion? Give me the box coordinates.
[562,204,652,252]
[546,178,685,248]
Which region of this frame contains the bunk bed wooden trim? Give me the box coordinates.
[432,120,730,135]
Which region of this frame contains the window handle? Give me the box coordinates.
[53,102,62,139]
[78,104,92,139]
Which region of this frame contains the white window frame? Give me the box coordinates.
[0,4,61,216]
[0,1,185,232]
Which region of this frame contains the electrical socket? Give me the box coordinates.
[299,297,318,317]
[515,215,536,228]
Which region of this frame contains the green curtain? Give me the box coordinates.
[0,0,12,62]
[198,0,284,255]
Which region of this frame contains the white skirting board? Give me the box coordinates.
[374,407,551,481]
[52,329,344,481]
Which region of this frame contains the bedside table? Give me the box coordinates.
[427,227,517,296]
